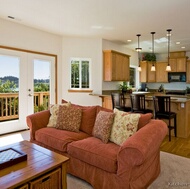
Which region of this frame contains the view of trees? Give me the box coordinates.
[0,76,49,93]
[0,77,50,118]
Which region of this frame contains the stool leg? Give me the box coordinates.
[169,118,171,141]
[174,116,177,137]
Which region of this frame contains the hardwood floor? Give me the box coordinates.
[160,135,190,158]
[1,130,190,159]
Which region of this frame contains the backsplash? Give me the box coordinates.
[147,82,190,91]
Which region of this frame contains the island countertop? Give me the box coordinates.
[91,92,190,138]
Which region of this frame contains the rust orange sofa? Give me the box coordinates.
[26,104,167,189]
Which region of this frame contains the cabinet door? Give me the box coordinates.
[140,61,147,82]
[103,51,112,81]
[103,50,130,81]
[156,62,168,82]
[169,59,177,72]
[121,55,130,81]
[186,60,190,83]
[147,62,156,82]
[177,57,186,72]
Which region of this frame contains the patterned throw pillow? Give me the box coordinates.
[56,106,82,132]
[92,111,115,143]
[110,108,140,146]
[47,102,71,127]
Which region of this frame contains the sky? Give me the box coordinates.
[0,55,50,79]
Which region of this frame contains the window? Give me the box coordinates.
[70,58,91,89]
[129,67,136,88]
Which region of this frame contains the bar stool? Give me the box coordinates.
[153,96,177,141]
[130,94,153,114]
[111,93,131,112]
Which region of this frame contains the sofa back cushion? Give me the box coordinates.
[138,113,153,130]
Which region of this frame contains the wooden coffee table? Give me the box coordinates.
[0,140,69,189]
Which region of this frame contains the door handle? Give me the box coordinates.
[28,94,33,97]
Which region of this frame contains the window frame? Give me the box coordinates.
[69,57,92,91]
[129,66,138,89]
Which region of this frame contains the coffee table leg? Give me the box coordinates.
[61,162,68,189]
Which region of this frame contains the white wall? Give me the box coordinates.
[61,37,102,106]
[0,18,63,102]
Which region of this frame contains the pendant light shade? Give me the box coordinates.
[166,29,172,71]
[136,34,142,71]
[150,32,156,71]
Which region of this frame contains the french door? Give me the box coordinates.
[0,48,56,135]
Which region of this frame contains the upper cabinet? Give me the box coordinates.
[103,50,130,81]
[186,60,190,83]
[169,51,187,72]
[140,61,156,83]
[155,62,168,83]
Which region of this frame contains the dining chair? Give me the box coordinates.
[130,94,153,114]
[111,93,131,112]
[153,96,177,141]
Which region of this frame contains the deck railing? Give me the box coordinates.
[0,92,50,121]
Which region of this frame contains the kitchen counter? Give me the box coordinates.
[91,92,190,138]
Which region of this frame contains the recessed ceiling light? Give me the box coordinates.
[181,46,185,49]
[127,39,132,42]
[91,25,102,29]
[176,42,180,45]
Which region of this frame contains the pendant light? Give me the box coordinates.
[166,29,172,71]
[135,34,142,71]
[150,32,156,71]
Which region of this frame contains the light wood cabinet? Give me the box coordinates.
[186,60,190,83]
[155,62,168,82]
[140,61,156,83]
[101,96,112,109]
[169,57,186,72]
[103,50,130,81]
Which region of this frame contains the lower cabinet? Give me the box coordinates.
[17,168,61,189]
[30,168,61,189]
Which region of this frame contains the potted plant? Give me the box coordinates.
[119,81,132,94]
[143,53,156,61]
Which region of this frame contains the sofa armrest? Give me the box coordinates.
[26,110,51,141]
[117,119,167,176]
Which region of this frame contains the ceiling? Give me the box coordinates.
[1,0,190,53]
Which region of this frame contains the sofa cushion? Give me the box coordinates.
[68,137,119,173]
[110,108,140,145]
[35,127,90,152]
[47,102,71,127]
[56,106,82,132]
[61,99,97,135]
[92,111,115,143]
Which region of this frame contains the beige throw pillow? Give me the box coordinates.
[56,105,82,132]
[110,108,140,145]
[93,111,115,143]
[47,102,71,127]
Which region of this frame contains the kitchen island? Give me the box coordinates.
[90,92,190,138]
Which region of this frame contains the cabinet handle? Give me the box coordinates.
[42,176,50,183]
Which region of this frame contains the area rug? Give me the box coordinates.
[67,151,190,189]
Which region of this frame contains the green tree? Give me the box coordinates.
[34,83,49,92]
[0,79,17,93]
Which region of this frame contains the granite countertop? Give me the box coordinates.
[89,91,190,103]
